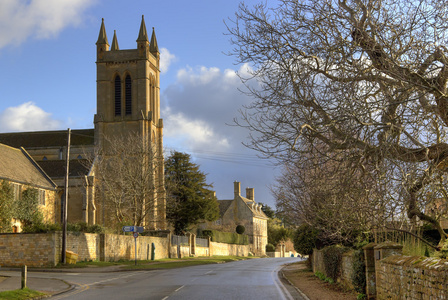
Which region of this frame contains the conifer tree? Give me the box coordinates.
[165,151,219,235]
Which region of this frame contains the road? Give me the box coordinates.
[20,257,303,299]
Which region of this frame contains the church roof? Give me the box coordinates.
[0,143,56,190]
[36,159,92,179]
[0,129,95,149]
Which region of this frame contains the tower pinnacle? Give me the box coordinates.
[137,15,149,42]
[96,18,109,46]
[111,30,119,51]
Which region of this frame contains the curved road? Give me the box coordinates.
[49,257,303,300]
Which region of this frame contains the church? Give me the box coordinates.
[0,17,166,231]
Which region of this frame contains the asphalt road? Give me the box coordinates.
[42,257,303,300]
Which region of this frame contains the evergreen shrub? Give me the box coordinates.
[266,243,275,252]
[351,249,366,294]
[200,229,248,245]
[321,245,348,281]
[236,225,245,234]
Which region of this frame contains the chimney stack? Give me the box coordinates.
[246,188,254,201]
[234,181,241,198]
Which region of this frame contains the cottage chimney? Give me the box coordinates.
[246,188,254,201]
[234,181,241,198]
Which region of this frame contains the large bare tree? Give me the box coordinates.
[228,0,448,248]
[93,132,164,229]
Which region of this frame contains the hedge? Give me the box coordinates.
[201,229,249,245]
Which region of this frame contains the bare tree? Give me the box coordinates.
[228,0,448,248]
[92,132,164,229]
[272,145,394,245]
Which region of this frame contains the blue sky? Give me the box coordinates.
[0,0,279,208]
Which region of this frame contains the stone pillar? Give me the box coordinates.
[363,242,377,300]
[374,241,403,299]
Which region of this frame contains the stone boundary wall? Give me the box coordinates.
[0,232,249,267]
[210,241,249,256]
[0,233,58,267]
[376,255,448,299]
[266,252,281,258]
[195,246,209,257]
[101,234,169,262]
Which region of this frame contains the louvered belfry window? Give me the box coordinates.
[125,75,132,115]
[114,75,122,116]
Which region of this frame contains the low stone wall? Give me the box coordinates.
[63,232,100,262]
[340,251,355,290]
[0,232,58,267]
[0,232,169,267]
[266,251,281,257]
[195,246,209,257]
[101,234,169,261]
[210,241,249,256]
[376,255,448,299]
[312,248,326,276]
[0,232,249,266]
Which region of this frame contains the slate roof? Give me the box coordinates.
[0,143,56,190]
[0,129,95,149]
[36,159,92,179]
[218,200,233,217]
[240,196,269,219]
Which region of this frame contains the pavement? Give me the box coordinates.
[0,265,126,296]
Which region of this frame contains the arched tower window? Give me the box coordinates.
[125,75,132,115]
[114,75,122,116]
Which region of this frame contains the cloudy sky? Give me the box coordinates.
[0,0,280,207]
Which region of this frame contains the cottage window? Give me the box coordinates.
[38,190,46,206]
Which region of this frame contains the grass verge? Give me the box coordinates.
[0,288,46,300]
[52,255,254,270]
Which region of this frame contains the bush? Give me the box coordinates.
[200,229,248,245]
[321,245,348,281]
[22,222,61,233]
[236,225,245,234]
[266,243,275,252]
[293,224,320,255]
[351,249,366,294]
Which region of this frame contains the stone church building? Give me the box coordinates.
[0,17,166,230]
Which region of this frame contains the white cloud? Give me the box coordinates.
[160,48,177,73]
[162,65,254,153]
[0,0,95,48]
[163,108,230,151]
[0,102,61,132]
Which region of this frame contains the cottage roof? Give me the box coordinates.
[0,143,56,190]
[218,200,233,217]
[240,196,269,219]
[0,129,94,149]
[36,159,92,179]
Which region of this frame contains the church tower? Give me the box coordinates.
[94,16,166,230]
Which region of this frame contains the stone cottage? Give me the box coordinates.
[208,181,269,255]
[0,143,58,232]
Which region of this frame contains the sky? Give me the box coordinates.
[0,0,280,208]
